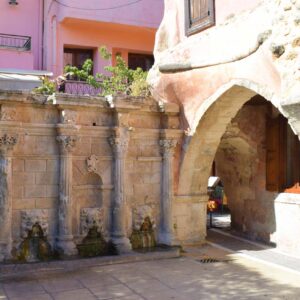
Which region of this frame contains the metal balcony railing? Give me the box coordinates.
[0,33,31,50]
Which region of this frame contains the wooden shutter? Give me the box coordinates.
[266,116,287,192]
[284,123,300,192]
[266,117,280,191]
[186,0,215,35]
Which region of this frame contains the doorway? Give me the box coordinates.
[207,95,300,244]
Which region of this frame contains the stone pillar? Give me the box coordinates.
[0,134,17,260]
[108,130,132,253]
[159,138,177,245]
[56,135,78,256]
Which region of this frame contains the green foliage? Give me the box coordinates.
[87,75,100,88]
[99,46,112,60]
[82,58,93,74]
[64,59,93,81]
[61,46,150,97]
[97,46,150,97]
[34,77,56,95]
[76,69,88,81]
[64,65,78,79]
[129,67,150,97]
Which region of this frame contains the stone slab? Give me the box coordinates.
[0,247,180,280]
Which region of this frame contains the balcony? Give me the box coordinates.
[61,80,102,96]
[0,33,31,51]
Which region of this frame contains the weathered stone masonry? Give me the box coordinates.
[0,91,182,260]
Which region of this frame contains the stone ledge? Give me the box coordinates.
[0,247,180,280]
[275,193,300,205]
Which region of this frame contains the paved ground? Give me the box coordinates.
[207,228,300,273]
[1,215,300,300]
[1,241,300,300]
[207,212,231,229]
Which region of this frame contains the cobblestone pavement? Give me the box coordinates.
[1,244,300,300]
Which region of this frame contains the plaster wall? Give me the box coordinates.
[0,49,34,70]
[0,0,163,75]
[273,194,300,257]
[0,0,42,70]
[52,0,164,29]
[44,0,163,76]
[51,20,156,76]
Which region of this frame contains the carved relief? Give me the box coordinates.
[21,209,49,238]
[0,134,18,154]
[132,205,156,231]
[61,110,77,125]
[0,106,16,121]
[56,135,78,153]
[80,208,104,236]
[87,155,99,174]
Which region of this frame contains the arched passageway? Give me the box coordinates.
[210,95,300,243]
[175,83,300,255]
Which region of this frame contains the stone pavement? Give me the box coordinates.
[207,228,300,273]
[1,243,300,300]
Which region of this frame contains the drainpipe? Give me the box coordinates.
[41,0,45,70]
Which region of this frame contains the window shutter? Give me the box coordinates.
[266,116,288,192]
[284,122,300,192]
[186,0,215,36]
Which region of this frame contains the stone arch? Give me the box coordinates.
[177,80,298,197]
[172,79,300,252]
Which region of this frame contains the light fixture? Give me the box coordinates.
[9,0,19,5]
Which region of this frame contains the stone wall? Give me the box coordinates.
[215,101,277,243]
[0,91,182,260]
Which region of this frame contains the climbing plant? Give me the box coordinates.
[34,46,151,97]
[34,77,56,95]
[95,46,150,97]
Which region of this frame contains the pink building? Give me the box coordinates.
[0,0,43,70]
[0,0,163,76]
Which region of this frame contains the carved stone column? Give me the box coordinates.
[159,138,177,245]
[108,130,132,253]
[0,134,17,260]
[56,135,78,256]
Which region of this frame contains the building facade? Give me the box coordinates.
[0,0,163,75]
[149,0,300,256]
[1,0,300,262]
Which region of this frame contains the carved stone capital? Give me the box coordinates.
[159,139,177,156]
[0,134,18,155]
[56,135,78,154]
[108,136,129,156]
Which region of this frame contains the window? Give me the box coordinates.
[185,0,215,36]
[64,48,94,71]
[266,115,300,192]
[128,53,154,71]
